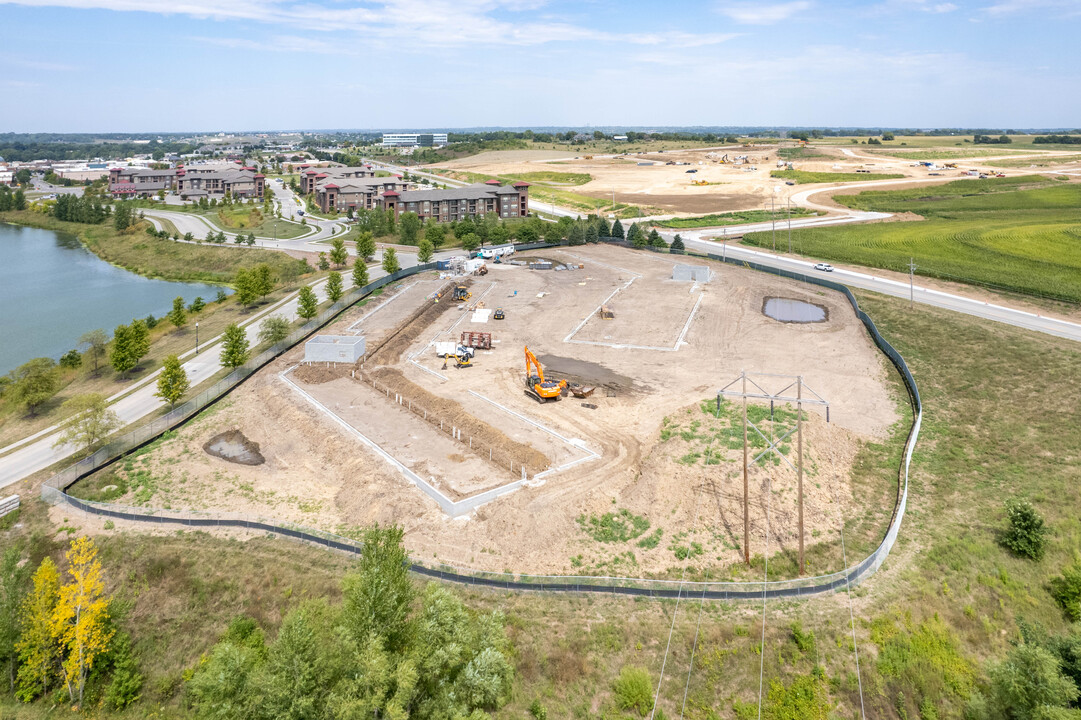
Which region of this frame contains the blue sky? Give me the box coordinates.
[0,0,1077,132]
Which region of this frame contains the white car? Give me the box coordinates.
[813,263,834,272]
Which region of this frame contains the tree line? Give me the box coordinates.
[0,185,27,212]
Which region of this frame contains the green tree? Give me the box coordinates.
[15,558,60,702]
[78,329,108,376]
[258,315,292,346]
[1050,560,1081,622]
[326,271,344,303]
[10,358,60,415]
[0,547,29,695]
[234,268,258,306]
[341,525,414,654]
[568,223,585,246]
[670,234,685,254]
[54,393,121,451]
[13,189,26,211]
[628,222,646,248]
[382,247,401,274]
[461,233,480,253]
[112,204,133,232]
[424,222,445,249]
[102,631,143,710]
[59,349,82,370]
[597,216,611,237]
[187,639,264,720]
[1001,498,1047,561]
[253,263,275,299]
[188,296,205,313]
[220,323,250,369]
[611,219,625,239]
[297,286,319,320]
[329,236,349,267]
[585,224,599,244]
[417,238,434,263]
[355,230,377,261]
[517,224,539,244]
[155,355,189,409]
[167,296,187,330]
[352,258,370,290]
[399,212,421,245]
[649,228,666,248]
[318,252,330,271]
[979,643,1079,719]
[257,599,339,719]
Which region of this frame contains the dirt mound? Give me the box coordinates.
[293,363,350,384]
[363,280,461,367]
[203,429,265,466]
[365,367,550,475]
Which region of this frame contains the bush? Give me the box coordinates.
[59,349,82,369]
[613,665,653,715]
[529,698,548,720]
[1001,498,1047,560]
[1050,560,1081,622]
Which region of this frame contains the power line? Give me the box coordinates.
[841,527,867,720]
[756,418,775,720]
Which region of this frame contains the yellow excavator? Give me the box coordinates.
[524,346,567,403]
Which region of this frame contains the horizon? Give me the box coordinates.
[1,0,1078,133]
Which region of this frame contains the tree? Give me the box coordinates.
[246,232,255,246]
[318,252,330,271]
[979,643,1079,719]
[517,224,539,244]
[382,247,401,274]
[79,329,108,376]
[13,190,26,211]
[59,349,82,370]
[628,222,646,248]
[329,237,349,267]
[297,286,319,320]
[399,212,421,245]
[234,268,258,306]
[220,323,250,369]
[15,558,60,702]
[1001,498,1047,561]
[54,394,121,451]
[10,358,59,415]
[670,234,685,254]
[417,238,434,263]
[424,222,445,249]
[167,296,187,330]
[611,219,625,239]
[326,271,344,303]
[0,547,29,696]
[257,315,292,346]
[597,216,611,237]
[253,263,275,299]
[155,355,189,409]
[53,536,114,706]
[568,223,585,246]
[113,204,133,232]
[649,228,666,249]
[188,296,205,313]
[352,258,370,291]
[342,525,415,654]
[461,233,480,253]
[355,230,376,261]
[882,131,896,141]
[585,224,599,244]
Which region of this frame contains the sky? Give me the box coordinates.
[0,0,1078,133]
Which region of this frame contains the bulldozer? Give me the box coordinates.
[524,346,566,403]
[452,285,471,301]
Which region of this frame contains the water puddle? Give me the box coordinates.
[762,297,828,323]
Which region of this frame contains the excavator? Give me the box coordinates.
[524,346,567,403]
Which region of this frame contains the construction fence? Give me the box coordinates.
[41,240,921,599]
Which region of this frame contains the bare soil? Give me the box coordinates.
[82,245,903,579]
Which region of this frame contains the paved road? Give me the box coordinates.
[0,247,458,491]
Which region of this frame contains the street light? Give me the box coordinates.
[195,322,199,354]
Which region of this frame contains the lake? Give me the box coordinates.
[0,222,225,374]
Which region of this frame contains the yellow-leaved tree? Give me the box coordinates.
[15,557,61,702]
[52,536,113,706]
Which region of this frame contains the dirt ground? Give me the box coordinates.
[80,245,903,579]
[431,144,1063,216]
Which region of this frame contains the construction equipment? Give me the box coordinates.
[494,308,505,320]
[460,331,492,350]
[454,347,473,368]
[599,305,615,319]
[569,383,596,398]
[477,264,488,276]
[524,346,567,403]
[453,285,471,301]
[692,179,709,186]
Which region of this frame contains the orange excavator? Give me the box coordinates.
[524,346,567,403]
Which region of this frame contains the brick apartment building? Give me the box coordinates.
[381,179,530,222]
[299,165,413,214]
[109,163,264,199]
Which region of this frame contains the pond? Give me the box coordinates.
[0,222,225,374]
[762,297,828,323]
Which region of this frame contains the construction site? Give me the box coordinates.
[78,245,902,579]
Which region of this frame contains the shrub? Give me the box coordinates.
[1001,498,1047,560]
[1050,560,1081,622]
[529,698,548,720]
[613,665,653,715]
[59,349,82,369]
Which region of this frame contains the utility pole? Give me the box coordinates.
[787,196,792,254]
[742,371,750,566]
[771,195,776,252]
[723,228,728,262]
[908,257,917,307]
[797,376,804,575]
[195,322,200,354]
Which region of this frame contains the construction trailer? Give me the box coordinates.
[460,331,492,350]
[478,243,516,260]
[304,335,365,363]
[672,264,711,283]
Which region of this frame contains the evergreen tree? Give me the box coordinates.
[597,216,611,237]
[220,324,250,369]
[155,355,189,409]
[568,223,586,246]
[417,238,434,263]
[628,223,646,248]
[382,247,401,274]
[15,558,60,702]
[670,234,685,254]
[611,219,625,239]
[297,286,319,320]
[318,252,330,271]
[352,258,369,290]
[167,296,186,330]
[326,271,344,303]
[649,228,666,248]
[585,224,599,244]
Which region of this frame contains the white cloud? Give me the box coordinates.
[716,1,812,24]
[931,2,959,11]
[983,0,1081,14]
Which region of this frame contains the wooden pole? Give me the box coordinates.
[742,372,750,566]
[797,376,804,576]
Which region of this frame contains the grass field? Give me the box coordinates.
[210,205,310,239]
[744,177,1081,302]
[987,153,1081,168]
[869,148,1032,160]
[770,169,904,184]
[653,207,821,229]
[777,146,832,160]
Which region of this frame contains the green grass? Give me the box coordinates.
[504,171,592,186]
[209,205,310,239]
[869,148,1032,160]
[770,169,904,184]
[745,178,1081,302]
[654,207,821,229]
[577,509,651,543]
[777,146,832,160]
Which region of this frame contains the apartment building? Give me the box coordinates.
[297,164,377,195]
[108,164,265,199]
[381,180,529,222]
[301,165,412,213]
[381,133,448,147]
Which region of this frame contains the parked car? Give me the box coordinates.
[785,180,795,185]
[685,169,697,173]
[813,263,834,272]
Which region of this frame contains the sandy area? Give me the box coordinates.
[80,245,903,578]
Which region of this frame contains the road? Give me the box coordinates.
[0,246,457,492]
